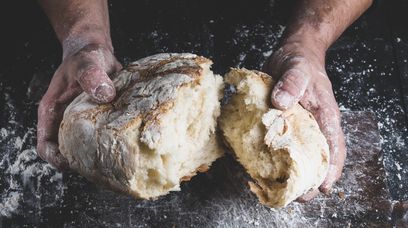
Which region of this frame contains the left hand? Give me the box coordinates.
[37,43,122,170]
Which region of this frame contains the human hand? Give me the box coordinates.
[37,43,122,170]
[263,40,346,201]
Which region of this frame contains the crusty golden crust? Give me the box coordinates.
[59,53,223,199]
[126,53,210,81]
[219,68,330,208]
[228,68,274,87]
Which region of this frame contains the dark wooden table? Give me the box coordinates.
[1,0,408,226]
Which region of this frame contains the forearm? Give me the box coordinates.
[38,0,112,58]
[283,0,373,53]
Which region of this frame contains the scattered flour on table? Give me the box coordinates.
[231,23,285,69]
[0,89,64,218]
[328,38,408,199]
[1,17,406,226]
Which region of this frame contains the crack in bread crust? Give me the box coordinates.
[59,53,224,199]
[219,68,330,208]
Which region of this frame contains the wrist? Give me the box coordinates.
[281,24,331,55]
[61,28,113,60]
[279,32,327,66]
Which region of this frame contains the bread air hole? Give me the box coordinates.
[257,149,291,189]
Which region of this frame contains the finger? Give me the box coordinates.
[271,69,310,110]
[316,106,345,193]
[37,98,69,171]
[70,47,117,103]
[301,91,346,193]
[37,69,82,170]
[296,188,320,203]
[319,127,346,193]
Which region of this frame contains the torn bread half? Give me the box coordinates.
[219,68,329,208]
[59,53,224,199]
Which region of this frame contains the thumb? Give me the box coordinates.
[271,69,310,110]
[77,66,116,103]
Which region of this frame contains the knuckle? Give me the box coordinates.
[82,43,110,53]
[272,45,305,64]
[283,56,306,67]
[78,66,101,81]
[72,43,105,58]
[71,49,111,80]
[71,48,88,60]
[283,69,306,82]
[74,45,112,65]
[279,69,309,92]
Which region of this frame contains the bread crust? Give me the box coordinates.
[220,68,330,208]
[59,53,222,199]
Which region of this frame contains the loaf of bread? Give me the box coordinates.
[219,68,329,208]
[59,53,224,199]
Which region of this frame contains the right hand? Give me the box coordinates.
[37,43,122,170]
[263,40,346,201]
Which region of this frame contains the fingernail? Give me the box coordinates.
[94,84,115,103]
[273,90,294,109]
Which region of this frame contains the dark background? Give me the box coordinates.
[1,0,408,227]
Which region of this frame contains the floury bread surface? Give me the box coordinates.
[59,53,224,199]
[219,68,330,208]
